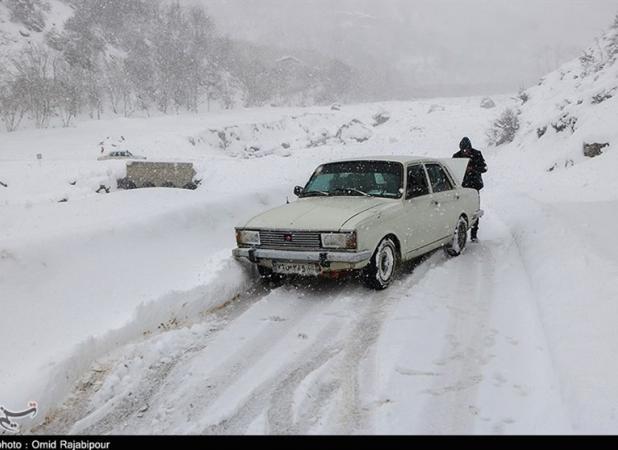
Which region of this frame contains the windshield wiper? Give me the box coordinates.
[333,188,372,197]
[303,190,330,197]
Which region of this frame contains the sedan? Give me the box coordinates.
[233,156,482,290]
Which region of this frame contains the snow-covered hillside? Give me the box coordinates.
[0,0,72,57]
[491,19,618,201]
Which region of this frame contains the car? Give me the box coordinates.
[233,156,483,290]
[97,151,147,161]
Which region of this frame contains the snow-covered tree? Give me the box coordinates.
[486,108,521,146]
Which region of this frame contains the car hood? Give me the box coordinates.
[243,196,390,231]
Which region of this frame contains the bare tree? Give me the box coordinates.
[609,13,618,60]
[103,58,137,117]
[0,78,27,132]
[53,60,85,127]
[11,45,57,128]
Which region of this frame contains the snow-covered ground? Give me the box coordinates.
[1,87,618,434]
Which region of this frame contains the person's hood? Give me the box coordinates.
[459,137,472,150]
[241,196,391,231]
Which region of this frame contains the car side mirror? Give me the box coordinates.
[294,186,304,197]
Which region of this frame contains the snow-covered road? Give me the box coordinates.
[35,202,581,434]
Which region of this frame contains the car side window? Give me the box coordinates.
[426,164,454,193]
[406,165,430,199]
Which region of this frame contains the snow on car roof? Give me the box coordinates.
[327,155,434,165]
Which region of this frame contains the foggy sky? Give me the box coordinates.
[199,0,618,98]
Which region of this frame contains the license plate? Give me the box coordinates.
[272,262,321,276]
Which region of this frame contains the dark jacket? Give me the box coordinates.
[452,148,488,191]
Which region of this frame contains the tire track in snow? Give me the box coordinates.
[198,283,390,435]
[35,281,277,434]
[45,280,368,434]
[203,326,344,435]
[408,207,571,434]
[417,242,497,434]
[197,254,457,435]
[37,243,498,435]
[83,287,326,434]
[203,283,401,435]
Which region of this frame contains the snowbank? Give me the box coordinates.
[0,187,287,417]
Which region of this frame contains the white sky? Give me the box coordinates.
[198,0,618,97]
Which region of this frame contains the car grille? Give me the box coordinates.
[258,230,322,250]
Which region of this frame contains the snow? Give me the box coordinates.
[0,0,73,66]
[1,64,617,434]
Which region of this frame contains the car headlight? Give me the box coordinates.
[236,230,261,246]
[321,232,357,249]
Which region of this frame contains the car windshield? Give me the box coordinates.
[303,161,403,199]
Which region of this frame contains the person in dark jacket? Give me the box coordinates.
[453,137,487,241]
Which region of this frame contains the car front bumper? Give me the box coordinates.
[232,248,373,271]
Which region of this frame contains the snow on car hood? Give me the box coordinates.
[243,196,389,231]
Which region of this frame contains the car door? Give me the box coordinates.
[425,163,460,243]
[401,164,434,258]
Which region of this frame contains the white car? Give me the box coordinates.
[233,156,483,290]
[98,151,147,161]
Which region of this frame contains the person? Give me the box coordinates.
[453,137,487,242]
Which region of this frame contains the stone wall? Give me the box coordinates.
[119,162,197,189]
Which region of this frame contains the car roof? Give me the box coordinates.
[325,155,439,165]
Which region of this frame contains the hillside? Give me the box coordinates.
[0,0,360,133]
[488,16,618,201]
[0,0,72,54]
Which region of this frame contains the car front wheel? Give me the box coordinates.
[258,265,285,284]
[445,216,469,257]
[363,237,398,290]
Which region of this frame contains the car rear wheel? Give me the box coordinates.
[363,237,398,290]
[445,216,468,257]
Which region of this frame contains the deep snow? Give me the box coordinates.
[1,90,617,434]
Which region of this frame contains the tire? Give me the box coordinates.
[445,216,469,257]
[363,237,398,290]
[117,179,136,190]
[258,265,285,283]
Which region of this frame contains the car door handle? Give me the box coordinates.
[455,194,461,200]
[431,200,440,206]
